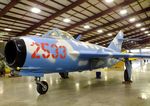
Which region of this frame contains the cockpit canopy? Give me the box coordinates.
[42,28,74,40]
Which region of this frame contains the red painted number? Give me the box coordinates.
[41,43,50,58]
[30,42,40,58]
[31,42,67,59]
[59,46,66,59]
[51,44,59,59]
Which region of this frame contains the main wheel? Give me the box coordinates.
[59,72,69,79]
[37,81,48,95]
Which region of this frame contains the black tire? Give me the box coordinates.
[124,69,130,81]
[59,72,69,79]
[37,81,48,95]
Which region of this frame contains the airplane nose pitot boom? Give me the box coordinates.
[5,39,26,67]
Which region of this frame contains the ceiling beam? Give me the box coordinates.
[95,25,150,44]
[138,38,150,45]
[129,33,149,39]
[0,0,20,18]
[64,0,136,31]
[2,15,69,34]
[27,0,59,11]
[104,35,150,48]
[99,32,146,45]
[98,27,150,45]
[83,17,150,42]
[0,28,19,34]
[0,2,68,29]
[123,34,149,44]
[124,37,150,49]
[79,7,150,36]
[3,15,36,24]
[105,34,150,49]
[0,22,28,29]
[0,17,33,26]
[16,0,87,36]
[0,25,24,32]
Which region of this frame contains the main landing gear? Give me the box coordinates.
[35,77,48,95]
[123,58,132,84]
[59,72,69,79]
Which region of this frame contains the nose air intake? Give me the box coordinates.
[5,39,26,67]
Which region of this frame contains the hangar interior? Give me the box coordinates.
[0,0,150,106]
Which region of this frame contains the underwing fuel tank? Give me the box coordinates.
[5,39,26,68]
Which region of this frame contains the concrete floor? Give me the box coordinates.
[0,60,150,106]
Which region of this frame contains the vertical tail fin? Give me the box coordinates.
[74,34,82,41]
[108,31,124,52]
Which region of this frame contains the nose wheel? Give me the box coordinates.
[35,77,49,95]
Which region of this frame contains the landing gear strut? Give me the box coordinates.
[123,58,132,83]
[59,72,69,79]
[35,77,48,94]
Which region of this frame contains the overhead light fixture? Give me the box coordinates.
[36,33,42,36]
[84,25,90,29]
[135,23,141,27]
[129,18,136,22]
[107,33,112,36]
[31,7,41,13]
[105,0,114,3]
[4,28,12,31]
[148,34,150,36]
[63,18,71,23]
[140,28,146,31]
[0,40,3,43]
[119,9,127,15]
[144,31,149,34]
[97,29,103,33]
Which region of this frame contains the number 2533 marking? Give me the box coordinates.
[30,42,66,59]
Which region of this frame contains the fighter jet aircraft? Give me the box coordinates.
[4,28,150,94]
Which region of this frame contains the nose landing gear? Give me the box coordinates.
[35,77,49,94]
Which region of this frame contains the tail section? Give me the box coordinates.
[74,34,82,41]
[108,31,124,52]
